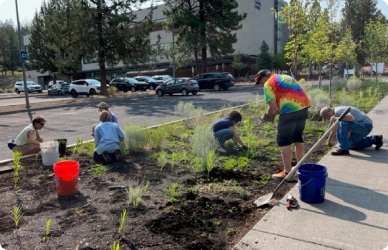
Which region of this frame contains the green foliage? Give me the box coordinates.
[190,125,218,169]
[126,181,150,208]
[206,151,217,179]
[111,241,120,250]
[90,164,109,176]
[12,151,23,189]
[346,76,362,92]
[189,180,247,199]
[256,41,273,70]
[118,209,127,233]
[237,156,250,169]
[232,53,246,77]
[157,151,169,170]
[223,158,237,170]
[306,88,330,113]
[10,204,23,230]
[145,128,166,149]
[166,183,182,203]
[42,218,52,242]
[174,101,205,126]
[227,227,235,234]
[259,175,271,186]
[124,125,146,152]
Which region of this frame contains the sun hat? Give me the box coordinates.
[255,69,271,85]
[97,102,109,109]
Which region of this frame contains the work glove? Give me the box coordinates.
[258,113,274,124]
[241,145,248,151]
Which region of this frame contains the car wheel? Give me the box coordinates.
[214,84,220,91]
[90,89,96,96]
[157,89,163,96]
[223,87,229,91]
[28,89,31,93]
[48,91,51,96]
[192,91,197,95]
[38,90,42,93]
[149,85,154,91]
[15,89,20,94]
[71,90,78,98]
[169,93,173,96]
[181,89,188,96]
[59,91,63,96]
[130,86,136,92]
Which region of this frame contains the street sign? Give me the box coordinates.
[20,51,28,60]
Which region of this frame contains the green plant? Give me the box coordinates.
[118,209,127,233]
[157,151,169,170]
[145,127,166,149]
[223,158,237,170]
[190,125,218,168]
[206,151,216,179]
[126,180,150,208]
[10,204,23,230]
[42,218,52,242]
[346,76,362,92]
[111,241,120,250]
[166,183,182,203]
[237,156,250,169]
[71,137,84,154]
[124,125,146,152]
[226,227,235,234]
[90,164,109,176]
[259,175,271,185]
[12,151,23,189]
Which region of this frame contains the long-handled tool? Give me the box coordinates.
[254,107,351,207]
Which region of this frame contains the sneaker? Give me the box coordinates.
[102,151,113,164]
[375,135,383,150]
[113,149,121,162]
[331,149,349,156]
[216,147,227,153]
[272,170,296,182]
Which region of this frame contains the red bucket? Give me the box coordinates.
[53,161,79,196]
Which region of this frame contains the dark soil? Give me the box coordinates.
[0,108,328,250]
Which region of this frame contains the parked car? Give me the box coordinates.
[151,75,172,85]
[14,81,42,94]
[194,72,234,91]
[133,76,159,90]
[48,82,70,95]
[155,77,199,96]
[69,79,101,98]
[109,77,148,92]
[48,80,67,89]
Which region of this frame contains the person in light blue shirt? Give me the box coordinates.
[94,110,125,163]
[92,102,118,136]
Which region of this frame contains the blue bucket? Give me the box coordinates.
[297,164,328,204]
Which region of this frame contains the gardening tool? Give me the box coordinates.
[254,107,351,207]
[286,193,298,210]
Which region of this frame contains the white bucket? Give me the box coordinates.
[40,141,59,166]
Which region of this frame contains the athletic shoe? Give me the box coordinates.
[375,135,383,150]
[272,170,296,182]
[216,147,227,153]
[113,149,121,162]
[102,151,113,164]
[331,149,349,156]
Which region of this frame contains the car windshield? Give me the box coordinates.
[27,82,37,86]
[87,80,101,85]
[125,78,137,83]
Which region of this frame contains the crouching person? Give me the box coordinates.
[94,111,125,164]
[8,115,46,156]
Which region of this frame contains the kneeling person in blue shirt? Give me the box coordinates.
[211,111,247,153]
[94,111,125,163]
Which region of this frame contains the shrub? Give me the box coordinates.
[306,88,330,112]
[124,125,146,152]
[107,86,118,96]
[299,79,312,92]
[190,125,218,167]
[346,76,362,92]
[174,101,205,125]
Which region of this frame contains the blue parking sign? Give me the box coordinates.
[20,51,28,60]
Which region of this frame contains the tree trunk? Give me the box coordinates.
[199,0,207,73]
[97,0,107,95]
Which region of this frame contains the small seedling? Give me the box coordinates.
[118,209,127,233]
[42,218,52,242]
[89,164,109,176]
[12,151,23,189]
[10,204,23,230]
[126,180,150,208]
[166,183,182,203]
[206,151,216,180]
[226,227,235,234]
[111,241,120,250]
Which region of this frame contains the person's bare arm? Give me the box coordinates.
[231,126,245,146]
[27,130,41,145]
[266,100,279,116]
[35,130,43,142]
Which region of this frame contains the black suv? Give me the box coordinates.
[194,72,234,91]
[109,77,148,92]
[133,76,158,90]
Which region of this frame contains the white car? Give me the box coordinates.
[14,81,42,94]
[69,79,101,98]
[48,80,67,89]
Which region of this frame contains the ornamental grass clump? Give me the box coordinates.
[126,180,150,208]
[190,125,218,169]
[12,151,23,189]
[124,125,146,152]
[346,76,362,92]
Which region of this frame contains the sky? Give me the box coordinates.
[1,0,388,24]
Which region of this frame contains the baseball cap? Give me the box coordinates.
[97,102,109,109]
[255,69,271,85]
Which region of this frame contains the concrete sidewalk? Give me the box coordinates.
[234,96,388,250]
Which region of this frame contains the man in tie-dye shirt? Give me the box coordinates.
[255,69,310,181]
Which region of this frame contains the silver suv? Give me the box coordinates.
[14,81,43,94]
[69,79,101,98]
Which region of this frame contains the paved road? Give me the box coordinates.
[0,92,70,107]
[0,85,261,161]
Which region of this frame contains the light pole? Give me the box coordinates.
[171,7,176,77]
[14,0,31,119]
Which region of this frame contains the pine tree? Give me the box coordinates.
[256,41,273,70]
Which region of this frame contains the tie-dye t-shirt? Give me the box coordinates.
[263,74,310,114]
